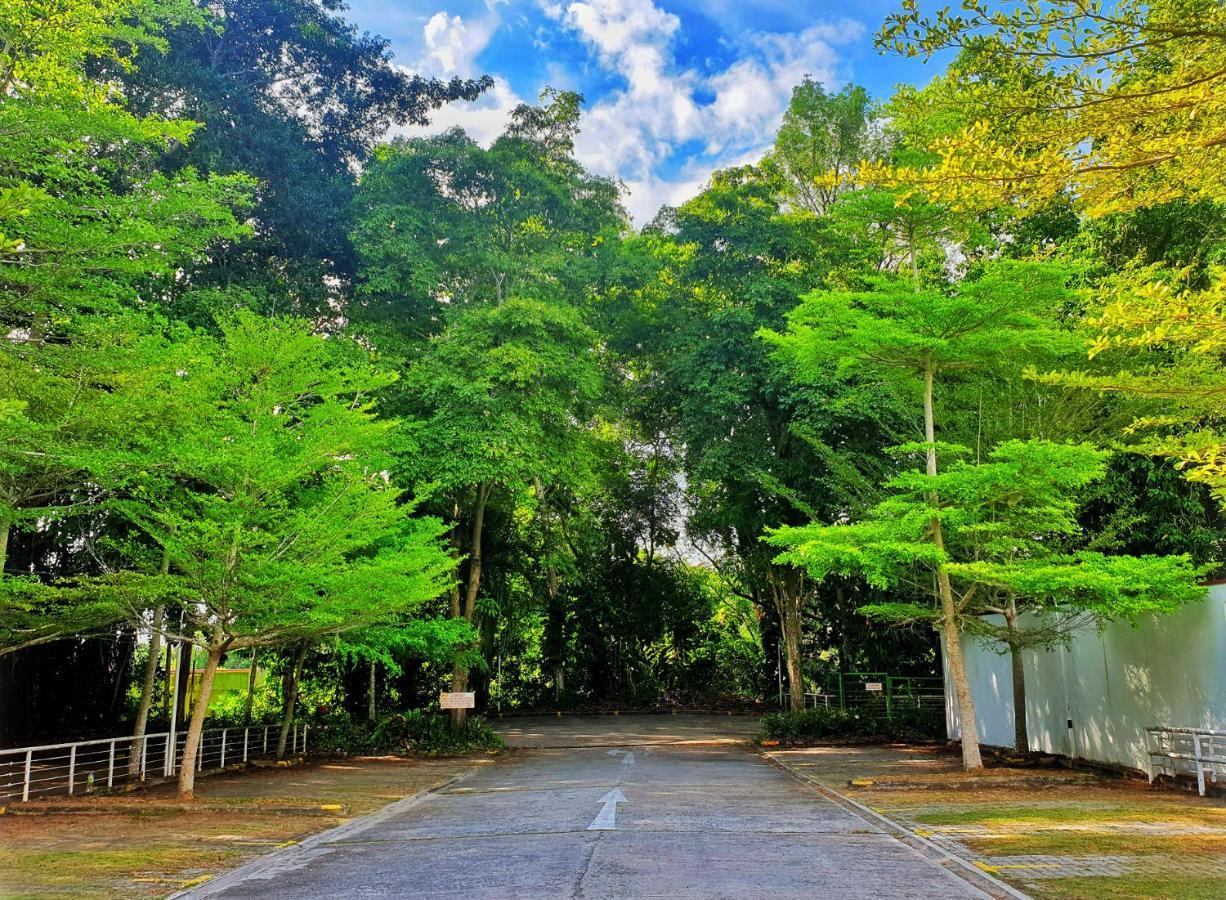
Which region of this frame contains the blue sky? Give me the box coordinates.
[341,0,950,222]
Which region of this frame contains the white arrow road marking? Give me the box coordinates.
[586,788,627,831]
[606,749,624,756]
[621,751,635,766]
[605,749,635,765]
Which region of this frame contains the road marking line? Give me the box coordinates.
[587,788,627,831]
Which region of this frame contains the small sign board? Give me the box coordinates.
[440,691,475,710]
[864,682,884,692]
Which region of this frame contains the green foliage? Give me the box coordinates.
[760,706,944,743]
[113,312,455,653]
[305,710,504,757]
[352,90,623,342]
[765,261,1082,387]
[761,79,877,217]
[397,298,603,494]
[105,0,492,317]
[772,439,1205,640]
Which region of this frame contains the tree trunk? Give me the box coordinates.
[128,606,165,777]
[129,545,172,776]
[536,477,566,703]
[1005,605,1029,752]
[450,482,491,730]
[0,515,10,573]
[277,644,308,759]
[924,360,983,770]
[772,570,806,713]
[175,640,192,728]
[367,660,377,723]
[244,651,258,726]
[177,632,224,800]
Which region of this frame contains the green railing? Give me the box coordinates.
[784,672,944,717]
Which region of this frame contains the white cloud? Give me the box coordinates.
[420,11,497,78]
[543,1,864,223]
[393,11,523,147]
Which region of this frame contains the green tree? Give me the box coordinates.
[106,0,491,317]
[116,313,452,797]
[608,168,907,711]
[770,440,1202,753]
[762,79,877,217]
[763,261,1083,766]
[0,0,250,653]
[395,298,603,725]
[351,89,623,341]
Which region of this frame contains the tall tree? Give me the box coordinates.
[609,168,907,711]
[110,0,491,316]
[0,0,249,653]
[764,261,1085,767]
[762,79,877,217]
[395,298,603,724]
[116,313,453,797]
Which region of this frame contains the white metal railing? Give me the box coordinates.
[0,722,307,803]
[1146,726,1226,796]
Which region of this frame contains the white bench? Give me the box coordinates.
[1146,726,1226,796]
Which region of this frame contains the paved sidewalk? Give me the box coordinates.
[0,755,488,897]
[767,743,1226,899]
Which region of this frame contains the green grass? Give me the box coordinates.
[915,803,1226,828]
[1031,874,1226,900]
[0,846,242,887]
[967,831,1226,857]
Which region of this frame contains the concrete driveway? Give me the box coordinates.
[183,715,988,899]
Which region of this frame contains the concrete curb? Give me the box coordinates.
[758,748,1031,900]
[170,766,479,899]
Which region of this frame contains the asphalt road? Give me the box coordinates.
[185,716,987,899]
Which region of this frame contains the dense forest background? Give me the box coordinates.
[3,1,1224,778]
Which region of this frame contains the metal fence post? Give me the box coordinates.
[166,733,174,777]
[220,729,227,769]
[1194,732,1206,795]
[243,727,249,763]
[303,724,308,755]
[263,727,268,754]
[140,734,148,779]
[108,740,116,787]
[292,724,298,755]
[197,735,203,772]
[885,675,894,720]
[23,750,32,801]
[837,673,846,711]
[68,745,77,795]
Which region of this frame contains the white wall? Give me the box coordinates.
[944,583,1226,771]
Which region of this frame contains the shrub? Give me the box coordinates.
[370,710,503,756]
[303,709,504,757]
[760,706,944,744]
